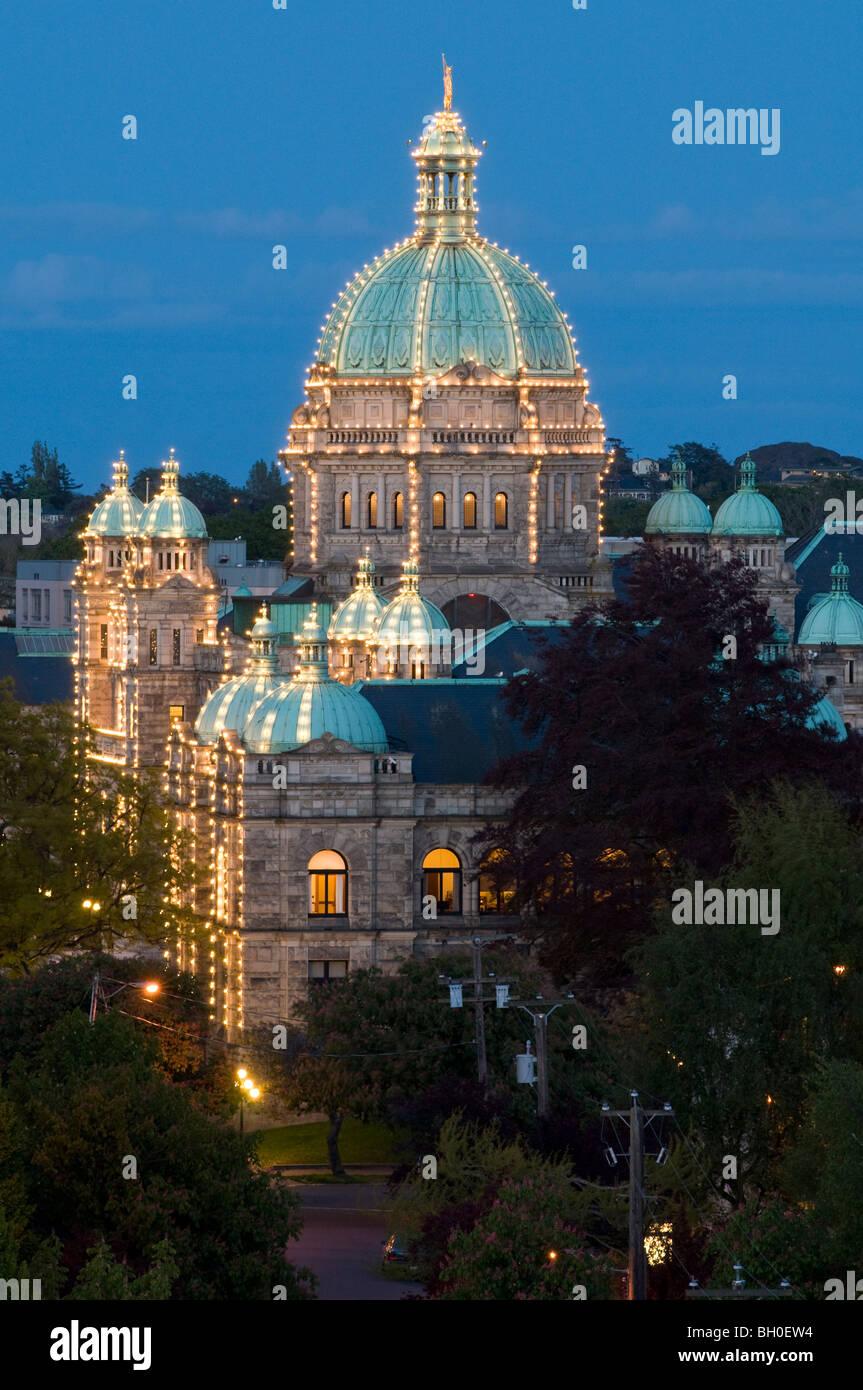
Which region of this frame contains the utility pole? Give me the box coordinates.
[508,995,573,1118]
[88,969,102,1025]
[629,1093,646,1302]
[438,934,515,1091]
[473,939,488,1088]
[602,1091,673,1301]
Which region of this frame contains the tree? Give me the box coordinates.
[0,685,199,971]
[436,1172,619,1300]
[5,1010,315,1299]
[660,441,732,502]
[269,954,542,1173]
[181,472,235,516]
[481,546,863,985]
[245,459,286,510]
[17,442,81,509]
[636,783,863,1193]
[66,1237,179,1300]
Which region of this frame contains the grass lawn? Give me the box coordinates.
[255,1118,403,1168]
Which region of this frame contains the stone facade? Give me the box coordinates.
[73,531,222,768]
[169,728,519,1031]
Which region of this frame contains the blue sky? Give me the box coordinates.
[1,0,860,492]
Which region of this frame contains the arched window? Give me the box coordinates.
[341,492,352,528]
[367,492,377,528]
[432,492,446,529]
[463,492,477,529]
[309,850,348,916]
[478,849,517,914]
[494,492,508,529]
[422,848,461,914]
[393,492,403,529]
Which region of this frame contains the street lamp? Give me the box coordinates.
[236,1067,262,1135]
[88,971,160,1024]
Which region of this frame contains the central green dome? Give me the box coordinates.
[798,554,863,645]
[316,106,578,379]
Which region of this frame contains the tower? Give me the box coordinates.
[282,79,610,627]
[74,451,222,769]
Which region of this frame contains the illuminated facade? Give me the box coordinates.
[282,94,611,623]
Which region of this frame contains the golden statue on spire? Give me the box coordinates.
[442,53,453,111]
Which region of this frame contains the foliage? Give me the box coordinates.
[781,1060,863,1271]
[0,442,82,509]
[436,1172,620,1300]
[0,685,199,971]
[636,783,863,1192]
[706,1198,824,1295]
[66,1237,179,1300]
[4,1010,315,1299]
[483,546,863,984]
[601,498,651,536]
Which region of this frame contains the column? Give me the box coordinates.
[377,471,385,533]
[482,471,492,531]
[451,469,460,531]
[546,470,556,529]
[564,471,573,532]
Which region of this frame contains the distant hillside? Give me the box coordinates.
[735,442,863,482]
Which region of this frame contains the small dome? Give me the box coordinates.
[712,454,783,537]
[644,455,712,536]
[85,452,144,537]
[329,554,385,642]
[376,561,450,649]
[243,606,387,754]
[195,610,283,744]
[798,553,863,645]
[139,450,208,539]
[233,583,253,598]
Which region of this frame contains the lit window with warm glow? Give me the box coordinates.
[463,492,477,529]
[494,492,508,529]
[422,848,461,914]
[432,492,446,529]
[309,850,348,916]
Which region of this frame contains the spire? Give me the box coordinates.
[738,452,757,491]
[112,449,130,493]
[831,552,850,594]
[295,604,330,678]
[442,53,453,111]
[670,452,688,491]
[161,448,180,495]
[412,69,482,243]
[400,558,421,594]
[247,606,279,674]
[355,550,375,589]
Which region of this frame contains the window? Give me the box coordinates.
[432,492,446,529]
[149,629,158,665]
[494,492,509,529]
[100,624,108,660]
[410,659,426,680]
[64,590,72,623]
[44,590,50,623]
[367,492,378,527]
[308,960,348,985]
[196,629,204,643]
[341,492,352,528]
[479,849,517,914]
[172,629,181,666]
[308,850,348,916]
[392,492,403,529]
[168,705,185,723]
[422,848,462,914]
[32,591,42,621]
[158,553,164,571]
[848,661,855,686]
[463,492,477,529]
[21,589,28,622]
[190,550,197,569]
